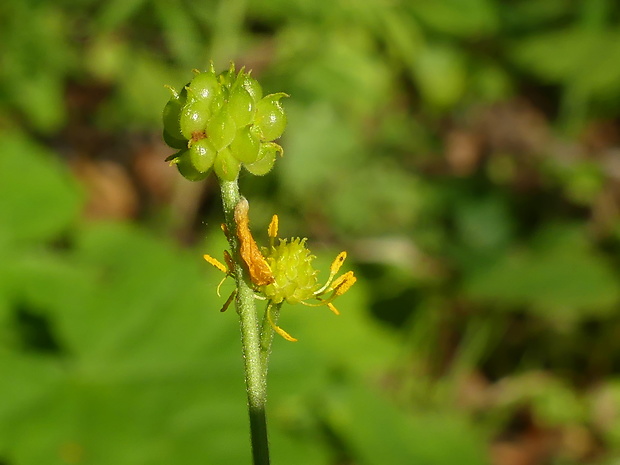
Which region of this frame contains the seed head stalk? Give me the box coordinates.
[220,179,270,465]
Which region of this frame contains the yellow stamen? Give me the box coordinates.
[330,252,347,275]
[300,299,332,308]
[204,254,228,274]
[220,290,236,312]
[303,272,355,309]
[327,303,340,315]
[224,250,234,274]
[268,215,279,239]
[216,276,227,297]
[315,251,348,295]
[268,304,297,342]
[331,271,356,296]
[301,297,343,314]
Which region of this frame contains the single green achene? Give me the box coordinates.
[162,63,355,465]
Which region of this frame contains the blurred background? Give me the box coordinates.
[2,0,620,464]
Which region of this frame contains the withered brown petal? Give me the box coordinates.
[234,198,275,286]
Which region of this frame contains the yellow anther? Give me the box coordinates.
[332,271,356,296]
[315,251,348,295]
[268,215,279,239]
[330,252,347,276]
[204,254,228,274]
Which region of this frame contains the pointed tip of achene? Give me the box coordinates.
[163,84,179,99]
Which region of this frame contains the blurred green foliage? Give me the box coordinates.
[2,0,620,464]
[0,132,484,464]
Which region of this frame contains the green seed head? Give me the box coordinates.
[163,63,287,182]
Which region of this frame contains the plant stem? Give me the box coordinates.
[220,180,270,465]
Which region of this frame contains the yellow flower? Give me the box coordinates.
[203,199,356,341]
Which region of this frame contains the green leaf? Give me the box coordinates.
[0,132,82,247]
[325,383,487,464]
[1,222,252,465]
[464,225,620,322]
[54,223,236,375]
[0,353,63,441]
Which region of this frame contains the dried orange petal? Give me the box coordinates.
[234,198,274,286]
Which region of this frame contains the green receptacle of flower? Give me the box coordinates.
[163,63,287,182]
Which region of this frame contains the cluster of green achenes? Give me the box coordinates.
[262,238,319,305]
[162,63,287,181]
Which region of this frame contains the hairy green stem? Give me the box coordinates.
[220,180,270,465]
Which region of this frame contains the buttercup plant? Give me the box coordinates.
[162,63,355,465]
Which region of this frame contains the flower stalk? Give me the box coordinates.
[220,180,270,465]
